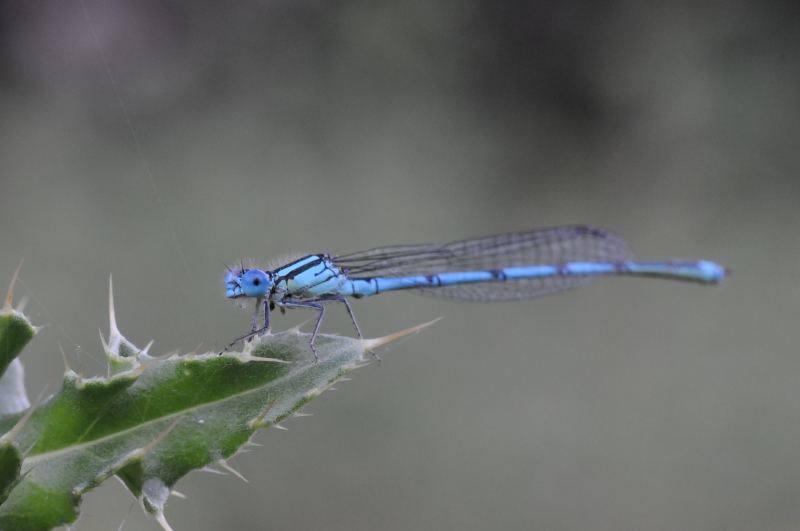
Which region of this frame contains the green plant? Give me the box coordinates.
[0,267,430,530]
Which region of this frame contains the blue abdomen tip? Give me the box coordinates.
[698,261,728,282]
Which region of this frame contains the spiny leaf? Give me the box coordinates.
[0,330,370,530]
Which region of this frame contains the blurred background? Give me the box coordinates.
[1,0,798,529]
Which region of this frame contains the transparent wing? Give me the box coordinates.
[333,226,633,301]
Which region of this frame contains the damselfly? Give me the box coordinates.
[223,226,726,359]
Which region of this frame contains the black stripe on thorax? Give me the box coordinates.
[276,255,326,283]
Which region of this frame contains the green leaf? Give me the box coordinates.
[0,328,375,530]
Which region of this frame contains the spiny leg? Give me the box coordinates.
[251,296,263,333]
[222,296,270,353]
[318,296,363,338]
[319,296,381,362]
[283,301,325,361]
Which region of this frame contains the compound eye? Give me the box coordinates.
[241,269,270,297]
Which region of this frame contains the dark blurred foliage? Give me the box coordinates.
[2,1,795,134]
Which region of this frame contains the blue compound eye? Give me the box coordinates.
[241,269,270,297]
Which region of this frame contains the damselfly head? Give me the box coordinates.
[224,259,273,298]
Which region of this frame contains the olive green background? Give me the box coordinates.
[1,1,798,529]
